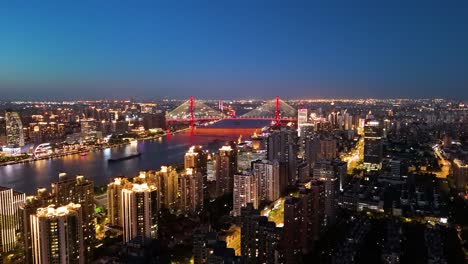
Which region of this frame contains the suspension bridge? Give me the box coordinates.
[166,96,297,127]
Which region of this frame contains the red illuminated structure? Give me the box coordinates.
[190,96,195,128]
[167,96,296,127]
[275,96,280,126]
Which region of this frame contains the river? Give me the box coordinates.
[0,127,258,194]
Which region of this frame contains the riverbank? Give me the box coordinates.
[0,128,193,167]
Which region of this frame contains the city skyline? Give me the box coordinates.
[0,2,467,263]
[1,1,468,100]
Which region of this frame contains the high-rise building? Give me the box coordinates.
[233,172,258,216]
[312,161,340,226]
[267,129,298,185]
[50,174,95,258]
[305,135,320,169]
[107,177,130,226]
[304,135,337,169]
[0,116,6,146]
[297,160,310,184]
[30,203,84,264]
[252,159,285,202]
[297,108,310,137]
[381,159,401,180]
[185,146,208,198]
[156,166,179,210]
[193,227,215,264]
[364,120,383,170]
[281,185,325,260]
[240,204,281,264]
[185,146,208,175]
[121,183,158,243]
[237,147,267,171]
[215,144,237,197]
[298,186,324,252]
[142,112,166,130]
[282,197,303,263]
[207,159,216,182]
[21,188,50,264]
[180,168,204,215]
[453,159,468,191]
[193,227,240,264]
[5,111,24,148]
[0,186,25,254]
[319,137,337,160]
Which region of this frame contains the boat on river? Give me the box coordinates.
[108,152,142,162]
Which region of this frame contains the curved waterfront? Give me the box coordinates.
[0,131,241,194]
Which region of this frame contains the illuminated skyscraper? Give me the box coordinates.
[215,144,237,197]
[21,188,50,264]
[156,166,179,210]
[180,168,204,215]
[298,108,308,125]
[185,146,208,198]
[5,111,24,147]
[297,108,310,137]
[30,203,84,264]
[252,159,285,202]
[121,183,158,243]
[0,186,25,254]
[107,177,130,226]
[233,172,258,216]
[50,173,95,259]
[364,120,383,170]
[185,146,208,175]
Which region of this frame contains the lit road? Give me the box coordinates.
[341,137,364,174]
[434,146,451,178]
[261,197,285,227]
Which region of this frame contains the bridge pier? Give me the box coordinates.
[275,96,280,126]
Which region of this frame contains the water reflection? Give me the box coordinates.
[0,131,242,194]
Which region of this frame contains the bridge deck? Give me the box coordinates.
[166,117,297,122]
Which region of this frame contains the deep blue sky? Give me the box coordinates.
[1,1,467,100]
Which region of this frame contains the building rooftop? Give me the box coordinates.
[36,203,81,218]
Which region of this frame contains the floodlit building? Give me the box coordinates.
[156,166,179,210]
[233,172,258,216]
[180,168,204,215]
[0,186,25,254]
[50,174,95,258]
[215,144,238,197]
[30,203,84,264]
[364,120,383,170]
[107,177,130,226]
[5,111,24,148]
[185,146,208,175]
[252,159,284,202]
[121,183,158,243]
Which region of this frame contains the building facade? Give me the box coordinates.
[30,203,84,264]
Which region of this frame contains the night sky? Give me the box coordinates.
[1,1,467,100]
